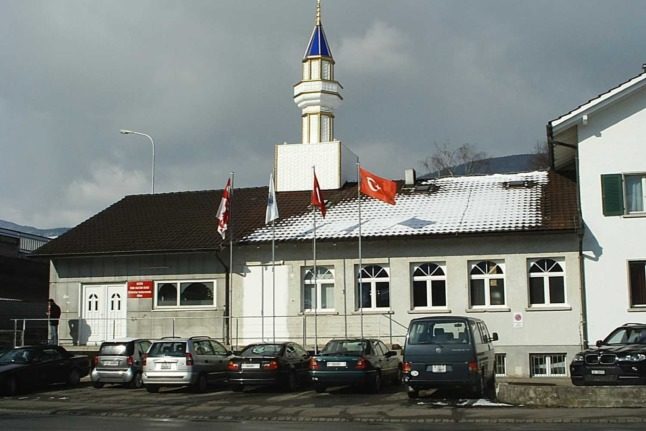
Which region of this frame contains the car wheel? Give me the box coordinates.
[129,372,143,389]
[192,373,208,393]
[93,381,104,389]
[145,384,159,393]
[5,376,19,396]
[472,374,485,398]
[67,369,81,387]
[368,372,382,393]
[485,374,496,400]
[284,371,297,392]
[314,384,326,393]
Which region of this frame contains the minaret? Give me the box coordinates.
[293,0,343,144]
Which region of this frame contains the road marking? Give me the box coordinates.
[265,391,313,402]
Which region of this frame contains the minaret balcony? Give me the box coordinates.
[294,81,343,110]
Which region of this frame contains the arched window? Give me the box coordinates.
[412,263,447,309]
[469,260,505,307]
[88,293,99,311]
[110,293,121,311]
[157,283,177,307]
[528,258,565,305]
[303,267,335,311]
[357,265,390,310]
[180,282,214,306]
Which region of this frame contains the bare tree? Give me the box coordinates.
[422,142,489,177]
[529,141,550,170]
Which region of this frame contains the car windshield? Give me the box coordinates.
[147,342,186,357]
[321,340,367,356]
[604,327,646,345]
[240,344,283,357]
[0,348,37,364]
[99,343,132,356]
[408,320,470,345]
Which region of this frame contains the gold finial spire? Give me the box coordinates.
[316,0,321,25]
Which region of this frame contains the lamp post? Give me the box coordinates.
[120,129,155,194]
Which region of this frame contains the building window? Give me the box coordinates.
[601,173,646,216]
[528,258,566,306]
[494,353,507,376]
[469,260,505,308]
[629,261,646,307]
[155,281,216,308]
[412,263,447,309]
[530,353,567,377]
[357,265,390,310]
[303,266,335,311]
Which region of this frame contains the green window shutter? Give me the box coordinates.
[601,174,624,216]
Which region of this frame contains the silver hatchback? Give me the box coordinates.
[143,336,232,393]
[91,338,151,389]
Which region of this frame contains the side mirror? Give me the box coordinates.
[490,332,499,342]
[595,340,603,348]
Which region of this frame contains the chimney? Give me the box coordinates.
[404,168,416,186]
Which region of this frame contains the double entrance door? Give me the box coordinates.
[81,284,127,345]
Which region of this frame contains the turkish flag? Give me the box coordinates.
[311,171,327,218]
[359,167,397,205]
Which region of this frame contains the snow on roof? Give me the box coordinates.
[243,171,548,242]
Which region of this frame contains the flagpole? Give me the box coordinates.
[272,217,276,344]
[357,162,363,339]
[228,172,235,346]
[312,166,319,355]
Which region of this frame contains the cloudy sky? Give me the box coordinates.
[1,0,645,229]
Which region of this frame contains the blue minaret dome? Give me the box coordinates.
[305,0,332,58]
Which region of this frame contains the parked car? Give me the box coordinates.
[227,342,310,392]
[308,338,401,393]
[402,316,498,399]
[0,342,11,356]
[0,345,90,396]
[91,338,151,389]
[142,336,233,393]
[570,322,646,386]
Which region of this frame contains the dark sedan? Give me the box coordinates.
[0,345,90,395]
[308,338,401,393]
[226,342,311,391]
[570,323,646,385]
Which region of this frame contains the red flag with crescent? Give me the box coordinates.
[359,167,397,205]
[311,171,327,218]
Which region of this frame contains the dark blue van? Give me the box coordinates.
[402,316,498,399]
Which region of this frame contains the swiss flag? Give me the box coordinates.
[311,171,327,218]
[359,167,397,205]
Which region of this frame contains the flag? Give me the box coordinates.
[359,166,397,205]
[311,170,326,218]
[266,172,279,224]
[216,178,231,239]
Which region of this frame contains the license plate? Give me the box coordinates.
[241,363,260,369]
[160,363,171,370]
[431,364,447,373]
[102,360,118,366]
[591,369,605,375]
[327,361,347,367]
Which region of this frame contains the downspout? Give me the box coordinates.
[547,124,588,349]
[215,249,230,346]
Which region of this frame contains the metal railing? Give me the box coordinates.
[9,312,409,350]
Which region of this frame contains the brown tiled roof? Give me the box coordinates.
[35,171,578,257]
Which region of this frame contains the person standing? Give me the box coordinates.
[47,299,61,345]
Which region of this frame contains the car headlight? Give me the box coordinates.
[617,353,646,362]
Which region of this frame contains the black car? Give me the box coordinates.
[0,345,90,395]
[570,323,646,386]
[308,338,402,393]
[227,342,310,391]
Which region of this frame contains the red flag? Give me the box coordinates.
[216,178,231,239]
[359,167,397,205]
[311,171,326,218]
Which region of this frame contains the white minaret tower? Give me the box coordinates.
[293,0,343,144]
[275,0,357,192]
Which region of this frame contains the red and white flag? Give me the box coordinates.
[216,178,232,239]
[359,166,397,205]
[311,171,326,218]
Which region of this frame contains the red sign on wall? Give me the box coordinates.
[127,280,154,299]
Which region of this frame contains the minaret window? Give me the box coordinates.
[302,62,310,80]
[322,61,331,80]
[311,59,321,80]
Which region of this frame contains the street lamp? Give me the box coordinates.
[120,129,155,194]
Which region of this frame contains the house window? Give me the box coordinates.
[357,265,390,310]
[530,353,567,377]
[303,266,335,311]
[601,173,646,215]
[494,353,507,376]
[469,260,505,308]
[628,261,646,307]
[412,263,447,309]
[155,281,216,308]
[528,258,566,306]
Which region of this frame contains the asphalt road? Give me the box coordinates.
[1,381,646,426]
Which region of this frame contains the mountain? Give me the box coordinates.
[0,219,69,238]
[419,153,547,180]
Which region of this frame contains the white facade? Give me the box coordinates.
[550,72,646,342]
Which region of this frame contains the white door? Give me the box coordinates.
[240,265,288,345]
[81,284,127,344]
